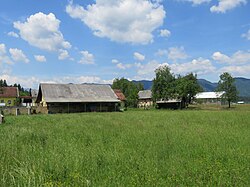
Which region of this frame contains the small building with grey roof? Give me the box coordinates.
[138,90,153,108]
[36,83,120,114]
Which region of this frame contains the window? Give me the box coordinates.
[8,100,11,105]
[0,100,4,103]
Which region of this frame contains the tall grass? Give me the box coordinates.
[0,107,249,186]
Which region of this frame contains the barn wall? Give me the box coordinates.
[47,102,118,114]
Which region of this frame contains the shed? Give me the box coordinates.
[195,91,224,104]
[156,99,183,109]
[36,83,120,113]
[138,90,153,108]
[113,89,126,109]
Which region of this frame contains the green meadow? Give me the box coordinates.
[0,105,250,186]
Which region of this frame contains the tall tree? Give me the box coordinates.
[152,65,175,102]
[112,78,141,108]
[175,73,203,107]
[217,72,237,108]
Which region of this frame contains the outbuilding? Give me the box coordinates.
[36,83,120,114]
[195,91,224,104]
[138,90,153,108]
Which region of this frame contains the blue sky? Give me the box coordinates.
[0,0,249,88]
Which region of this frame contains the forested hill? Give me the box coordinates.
[133,77,250,97]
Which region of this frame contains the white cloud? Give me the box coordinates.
[179,0,211,6]
[58,49,70,60]
[116,63,132,70]
[242,29,250,40]
[219,64,250,77]
[9,48,29,63]
[0,43,13,65]
[134,52,145,61]
[168,46,188,61]
[0,74,113,89]
[170,58,216,75]
[212,50,250,64]
[155,49,168,57]
[112,59,119,64]
[34,55,46,62]
[78,51,95,64]
[159,29,171,37]
[7,31,19,38]
[210,0,247,13]
[137,60,163,78]
[66,0,165,44]
[14,12,71,51]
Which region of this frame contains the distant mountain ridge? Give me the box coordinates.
[133,77,250,97]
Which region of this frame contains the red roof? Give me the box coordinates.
[113,89,126,101]
[0,87,19,98]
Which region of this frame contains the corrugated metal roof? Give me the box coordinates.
[40,83,119,103]
[195,92,224,99]
[138,90,152,99]
[0,87,19,98]
[156,99,181,103]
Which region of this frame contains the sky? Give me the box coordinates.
[0,0,250,88]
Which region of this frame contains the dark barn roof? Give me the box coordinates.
[36,83,120,103]
[0,87,19,98]
[113,89,126,101]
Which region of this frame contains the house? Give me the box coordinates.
[138,90,153,108]
[31,89,38,106]
[195,91,224,104]
[36,83,120,114]
[0,87,19,107]
[113,89,126,109]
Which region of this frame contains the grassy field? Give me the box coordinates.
[0,105,250,186]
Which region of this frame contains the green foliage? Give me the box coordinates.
[152,66,202,107]
[112,78,143,107]
[217,72,238,108]
[152,66,176,101]
[176,73,203,106]
[0,109,249,186]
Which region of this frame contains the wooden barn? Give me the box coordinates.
[195,92,224,104]
[36,83,120,114]
[156,99,183,109]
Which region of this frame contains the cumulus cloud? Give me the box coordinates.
[66,0,165,44]
[168,46,188,61]
[58,49,70,60]
[34,55,46,62]
[0,43,13,64]
[14,12,71,51]
[134,52,145,61]
[9,48,29,63]
[116,63,132,70]
[242,29,250,40]
[212,50,250,64]
[137,60,162,77]
[159,29,171,37]
[7,31,19,38]
[210,0,247,13]
[78,51,95,64]
[178,0,211,6]
[170,58,215,75]
[112,59,119,64]
[219,64,250,77]
[155,49,168,57]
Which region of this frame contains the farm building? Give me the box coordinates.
[0,87,19,107]
[113,89,126,109]
[31,89,38,106]
[36,83,120,114]
[138,90,153,108]
[156,99,183,109]
[195,91,224,104]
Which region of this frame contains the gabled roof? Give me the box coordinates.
[138,90,152,99]
[195,92,225,99]
[113,89,126,101]
[0,87,19,98]
[37,83,119,103]
[31,89,38,98]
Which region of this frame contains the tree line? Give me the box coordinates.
[112,65,238,108]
